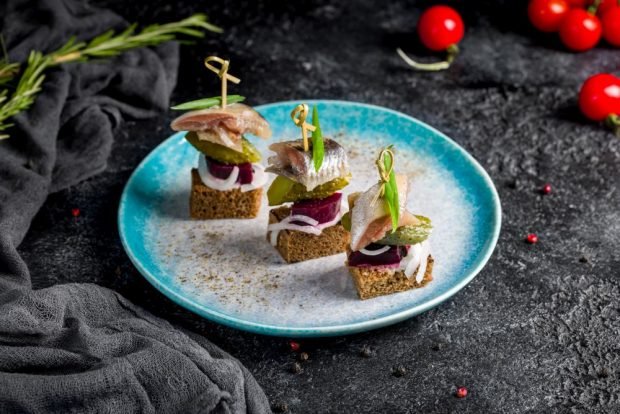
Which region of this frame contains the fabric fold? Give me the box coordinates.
[0,0,270,412]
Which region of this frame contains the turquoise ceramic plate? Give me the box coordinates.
[118,100,501,337]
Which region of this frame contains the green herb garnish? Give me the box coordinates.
[311,105,324,172]
[0,14,221,140]
[377,146,399,232]
[171,94,245,110]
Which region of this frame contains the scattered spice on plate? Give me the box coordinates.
[71,208,80,217]
[542,183,552,195]
[392,366,407,377]
[298,352,309,362]
[526,233,539,244]
[289,341,300,352]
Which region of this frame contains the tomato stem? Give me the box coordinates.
[396,44,459,72]
[604,114,620,137]
[587,0,600,14]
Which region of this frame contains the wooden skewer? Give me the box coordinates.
[376,147,395,185]
[290,103,316,151]
[204,56,241,108]
[370,147,395,206]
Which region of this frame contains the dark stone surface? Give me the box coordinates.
[19,0,620,412]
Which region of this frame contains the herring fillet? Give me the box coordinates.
[265,138,350,191]
[170,103,272,151]
[349,174,412,251]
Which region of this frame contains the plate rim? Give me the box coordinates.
[118,99,502,337]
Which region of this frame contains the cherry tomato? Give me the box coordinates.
[602,6,620,46]
[528,0,570,32]
[578,74,620,121]
[559,9,602,51]
[597,0,617,15]
[417,5,465,51]
[566,0,588,6]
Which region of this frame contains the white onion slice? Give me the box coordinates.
[240,163,267,192]
[402,241,431,282]
[316,197,348,230]
[404,244,422,279]
[197,154,265,192]
[359,245,391,256]
[267,197,348,246]
[268,215,321,245]
[269,222,322,235]
[287,215,320,226]
[198,155,239,191]
[415,244,430,284]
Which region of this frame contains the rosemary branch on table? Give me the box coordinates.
[0,13,221,139]
[0,35,20,87]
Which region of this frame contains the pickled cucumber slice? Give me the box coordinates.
[267,176,296,206]
[341,211,351,231]
[341,192,363,231]
[340,192,360,231]
[376,216,432,245]
[267,175,350,206]
[185,131,261,164]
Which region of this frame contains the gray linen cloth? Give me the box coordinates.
[0,0,270,412]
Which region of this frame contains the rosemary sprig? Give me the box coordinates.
[0,62,19,86]
[0,13,221,140]
[0,35,20,86]
[0,52,49,139]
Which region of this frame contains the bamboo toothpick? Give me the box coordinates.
[204,56,240,108]
[370,147,395,206]
[290,103,316,151]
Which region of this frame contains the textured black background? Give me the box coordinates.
[19,0,620,412]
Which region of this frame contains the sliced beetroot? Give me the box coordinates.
[206,156,253,184]
[348,244,408,267]
[291,192,342,225]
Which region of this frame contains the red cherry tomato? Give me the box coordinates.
[528,0,570,32]
[598,0,617,15]
[417,5,465,51]
[602,6,620,46]
[559,9,602,51]
[566,0,588,6]
[578,74,620,121]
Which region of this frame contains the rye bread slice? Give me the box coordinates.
[348,255,434,300]
[267,206,350,263]
[190,168,262,219]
